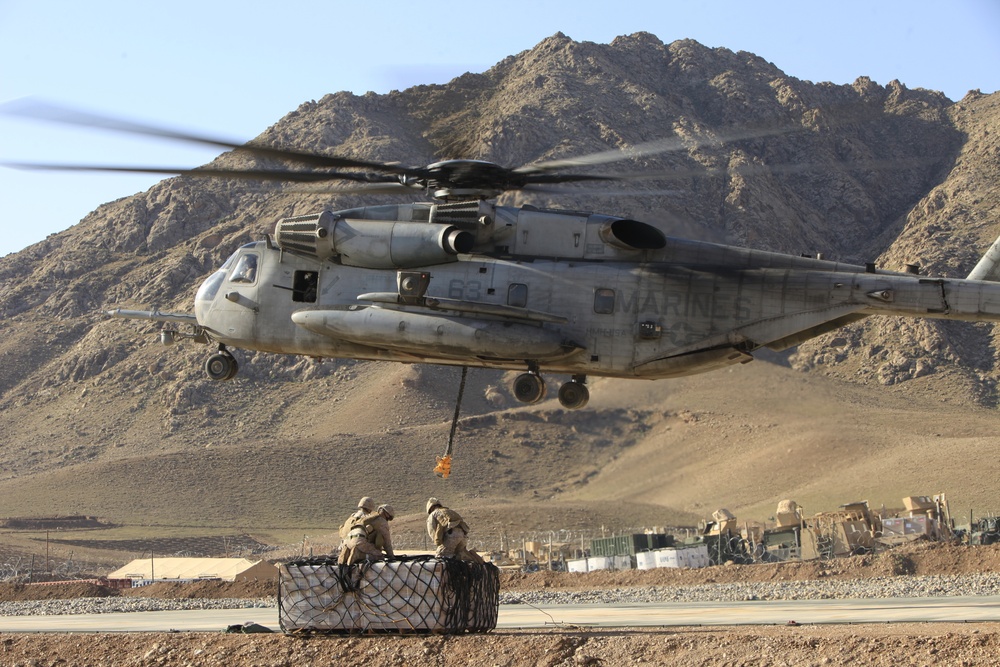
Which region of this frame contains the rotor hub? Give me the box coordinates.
[425,159,519,200]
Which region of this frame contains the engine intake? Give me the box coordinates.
[599,218,667,251]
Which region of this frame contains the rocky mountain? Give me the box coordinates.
[0,33,998,542]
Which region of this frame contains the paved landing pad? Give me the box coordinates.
[2,596,1000,633]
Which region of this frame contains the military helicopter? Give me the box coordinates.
[10,104,1000,411]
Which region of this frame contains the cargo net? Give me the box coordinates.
[278,555,499,634]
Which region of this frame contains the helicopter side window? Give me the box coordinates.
[507,283,528,308]
[594,288,615,314]
[230,254,258,284]
[293,270,318,303]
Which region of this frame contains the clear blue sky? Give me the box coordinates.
[1,0,998,257]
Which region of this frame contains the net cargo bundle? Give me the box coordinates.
[278,555,500,634]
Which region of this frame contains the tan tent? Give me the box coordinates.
[108,557,277,582]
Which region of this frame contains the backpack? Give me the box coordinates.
[350,512,380,539]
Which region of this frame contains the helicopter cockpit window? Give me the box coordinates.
[230,254,258,284]
[507,283,528,308]
[293,270,318,303]
[196,270,226,303]
[594,288,616,314]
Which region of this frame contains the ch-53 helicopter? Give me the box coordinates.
[10,104,1000,411]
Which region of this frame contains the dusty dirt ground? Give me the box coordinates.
[2,542,1000,665]
[2,625,999,667]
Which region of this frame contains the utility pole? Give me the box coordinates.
[548,532,554,571]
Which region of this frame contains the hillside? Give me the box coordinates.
[0,32,998,559]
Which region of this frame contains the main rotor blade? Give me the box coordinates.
[1,99,418,175]
[287,182,423,196]
[591,156,939,183]
[516,124,806,174]
[519,183,685,197]
[520,172,617,186]
[3,161,402,183]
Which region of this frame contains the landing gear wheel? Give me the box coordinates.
[204,353,238,381]
[513,373,547,404]
[557,380,590,410]
[223,355,239,380]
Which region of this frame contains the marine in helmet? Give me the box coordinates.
[337,500,396,565]
[425,497,484,563]
[357,496,376,515]
[339,496,375,540]
[370,504,395,558]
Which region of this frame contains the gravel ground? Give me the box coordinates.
[3,572,1000,617]
[0,596,273,617]
[505,572,1000,605]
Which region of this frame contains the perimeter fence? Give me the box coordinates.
[4,513,1000,582]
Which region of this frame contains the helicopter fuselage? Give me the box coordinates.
[163,200,1000,407]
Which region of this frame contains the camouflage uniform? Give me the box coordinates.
[338,504,395,565]
[370,504,395,558]
[425,498,484,563]
[339,497,375,540]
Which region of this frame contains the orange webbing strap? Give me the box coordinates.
[435,366,467,478]
[434,455,452,479]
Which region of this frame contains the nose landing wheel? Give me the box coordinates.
[204,346,239,381]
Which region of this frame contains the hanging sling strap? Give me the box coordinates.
[434,366,467,478]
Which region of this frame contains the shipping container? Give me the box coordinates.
[648,533,675,549]
[590,534,673,557]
